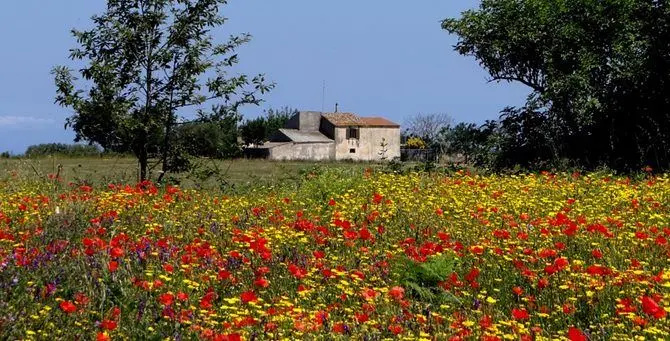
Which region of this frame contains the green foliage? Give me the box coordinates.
[443,0,670,172]
[53,0,273,180]
[239,117,267,146]
[239,106,296,145]
[24,143,101,157]
[436,122,496,166]
[394,254,460,305]
[0,152,10,159]
[174,115,242,160]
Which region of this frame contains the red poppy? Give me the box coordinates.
[159,293,175,306]
[177,292,189,301]
[641,295,666,319]
[332,322,346,334]
[591,249,603,259]
[512,308,530,320]
[110,247,124,258]
[358,227,372,240]
[96,332,111,341]
[480,315,493,329]
[563,224,578,236]
[74,292,90,306]
[200,291,216,309]
[254,277,269,288]
[314,310,329,325]
[465,268,480,282]
[567,327,587,341]
[59,300,77,314]
[388,324,403,335]
[355,312,369,323]
[240,290,257,304]
[388,286,405,301]
[100,319,117,330]
[633,316,648,326]
[218,269,231,281]
[554,257,569,270]
[586,265,610,276]
[288,264,307,279]
[372,193,383,204]
[538,248,557,258]
[361,288,378,300]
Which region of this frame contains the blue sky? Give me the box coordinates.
[0,0,529,154]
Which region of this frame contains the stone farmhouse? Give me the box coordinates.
[247,111,401,161]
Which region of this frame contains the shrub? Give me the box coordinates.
[24,143,101,157]
[406,137,427,149]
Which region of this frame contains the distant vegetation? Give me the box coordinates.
[239,106,297,146]
[24,143,102,158]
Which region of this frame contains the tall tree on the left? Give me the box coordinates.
[53,0,273,180]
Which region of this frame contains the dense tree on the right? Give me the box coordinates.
[443,0,670,171]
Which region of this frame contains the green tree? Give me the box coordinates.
[175,115,241,159]
[443,0,670,171]
[240,116,268,146]
[53,0,273,180]
[239,106,296,145]
[265,106,296,134]
[437,123,485,164]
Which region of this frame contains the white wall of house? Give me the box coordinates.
[334,127,400,161]
[269,142,335,161]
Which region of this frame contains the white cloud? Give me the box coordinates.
[0,115,55,127]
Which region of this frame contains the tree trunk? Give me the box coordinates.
[139,139,148,181]
[139,148,149,181]
[162,114,172,174]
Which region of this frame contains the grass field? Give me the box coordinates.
[0,157,375,189]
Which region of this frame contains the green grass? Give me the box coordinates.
[0,156,377,189]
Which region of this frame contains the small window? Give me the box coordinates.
[346,126,359,140]
[349,148,356,153]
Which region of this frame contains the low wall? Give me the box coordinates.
[270,142,335,161]
[401,148,437,162]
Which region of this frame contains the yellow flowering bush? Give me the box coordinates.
[405,137,427,149]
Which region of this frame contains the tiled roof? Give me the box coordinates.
[278,129,333,143]
[322,113,363,126]
[359,117,400,127]
[323,113,399,127]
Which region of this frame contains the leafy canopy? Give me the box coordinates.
[53,0,273,179]
[443,0,670,171]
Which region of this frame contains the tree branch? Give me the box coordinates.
[489,76,544,93]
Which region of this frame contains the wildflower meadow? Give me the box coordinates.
[0,168,668,340]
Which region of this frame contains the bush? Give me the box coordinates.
[405,137,427,149]
[24,143,101,157]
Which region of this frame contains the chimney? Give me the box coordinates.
[335,102,339,113]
